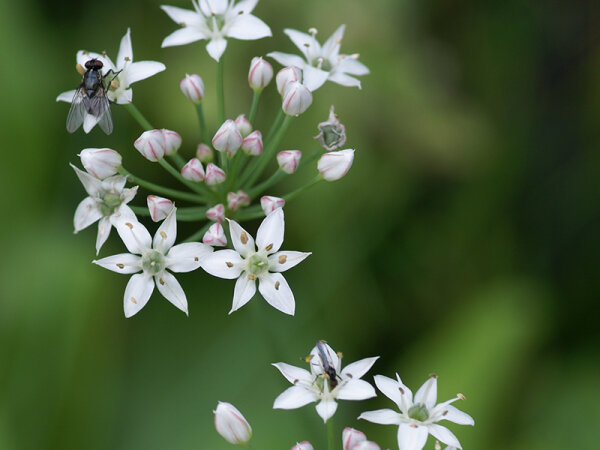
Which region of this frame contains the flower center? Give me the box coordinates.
[98,192,122,216]
[246,253,268,276]
[312,57,332,72]
[408,403,429,422]
[142,250,165,275]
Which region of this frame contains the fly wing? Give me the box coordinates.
[89,87,113,135]
[66,87,86,133]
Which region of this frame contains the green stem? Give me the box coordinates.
[284,175,323,202]
[195,103,211,146]
[327,418,335,450]
[157,158,214,201]
[184,221,212,243]
[248,90,261,124]
[216,58,225,124]
[265,109,284,144]
[118,167,205,204]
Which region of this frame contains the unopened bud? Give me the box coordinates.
[180,73,204,103]
[315,106,346,151]
[79,148,122,179]
[241,130,263,155]
[205,163,226,185]
[163,129,182,155]
[291,442,314,450]
[203,222,227,246]
[212,120,243,156]
[181,158,205,182]
[276,66,302,95]
[214,401,252,445]
[343,428,367,450]
[317,149,354,181]
[282,82,313,116]
[147,195,174,222]
[134,129,182,161]
[248,57,273,91]
[235,114,253,138]
[227,190,250,212]
[277,150,302,174]
[261,196,285,215]
[196,143,213,163]
[353,442,381,450]
[206,203,225,222]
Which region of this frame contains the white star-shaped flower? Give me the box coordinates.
[161,0,272,62]
[93,208,213,317]
[199,208,309,315]
[71,164,138,254]
[273,341,378,423]
[268,25,369,91]
[359,374,474,450]
[57,28,166,130]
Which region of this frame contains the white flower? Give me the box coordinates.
[79,148,122,179]
[180,73,205,103]
[71,164,137,254]
[268,25,369,91]
[147,195,174,222]
[134,129,182,162]
[273,341,378,422]
[199,208,309,315]
[203,222,227,247]
[281,81,312,116]
[212,119,243,156]
[276,66,302,95]
[260,196,285,215]
[93,208,213,317]
[277,150,301,174]
[343,428,380,450]
[291,442,313,450]
[235,114,253,137]
[248,56,273,91]
[57,28,165,108]
[205,163,227,185]
[241,130,263,155]
[213,401,252,445]
[196,143,214,163]
[359,375,474,450]
[161,0,272,62]
[181,158,205,182]
[318,149,354,181]
[206,203,225,222]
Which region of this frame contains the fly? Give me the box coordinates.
[66,58,119,134]
[315,340,341,389]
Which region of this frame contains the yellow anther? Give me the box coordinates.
[194,257,199,261]
[275,281,280,290]
[278,255,287,264]
[117,263,124,269]
[124,56,131,61]
[110,80,118,89]
[226,262,233,268]
[240,232,248,244]
[265,243,273,251]
[159,278,165,285]
[457,393,466,400]
[76,63,85,75]
[160,231,167,240]
[248,274,257,280]
[125,222,134,229]
[308,27,318,35]
[130,297,137,304]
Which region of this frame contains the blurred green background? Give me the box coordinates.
[1,0,599,448]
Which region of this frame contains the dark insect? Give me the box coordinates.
[315,340,341,389]
[66,59,118,134]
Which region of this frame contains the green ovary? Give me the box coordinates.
[247,254,268,276]
[98,193,122,216]
[408,403,429,422]
[142,250,165,275]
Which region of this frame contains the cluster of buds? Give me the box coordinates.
[134,129,182,161]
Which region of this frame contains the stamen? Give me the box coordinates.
[110,80,118,89]
[240,232,248,244]
[308,27,318,35]
[351,53,360,59]
[160,231,167,240]
[226,262,233,268]
[278,255,287,264]
[399,386,405,394]
[429,373,438,378]
[457,393,466,400]
[124,56,131,61]
[117,263,124,269]
[248,274,256,280]
[409,424,418,428]
[130,297,137,304]
[76,63,85,75]
[275,281,280,290]
[159,278,165,285]
[265,243,273,251]
[194,257,199,261]
[125,222,134,229]
[443,410,448,416]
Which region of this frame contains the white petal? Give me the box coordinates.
[113,88,133,104]
[337,379,376,401]
[436,405,474,426]
[226,14,271,40]
[57,89,77,103]
[397,423,428,450]
[155,271,188,315]
[101,174,127,192]
[231,275,256,313]
[71,164,102,196]
[315,399,338,422]
[272,362,313,385]
[414,376,437,409]
[231,0,258,14]
[153,207,177,253]
[95,216,112,254]
[203,0,227,14]
[427,424,461,449]
[115,219,152,255]
[268,251,310,272]
[322,24,346,59]
[256,207,284,253]
[302,65,329,91]
[267,52,307,68]
[162,27,207,47]
[160,5,204,27]
[258,272,295,315]
[328,71,361,89]
[83,113,99,133]
[125,61,166,86]
[206,37,228,62]
[374,374,412,414]
[117,28,133,68]
[77,50,115,72]
[284,28,318,59]
[337,57,370,75]
[111,203,138,228]
[341,357,379,379]
[166,242,213,272]
[73,197,102,232]
[227,219,255,258]
[358,409,402,425]
[199,250,243,279]
[93,253,142,274]
[123,273,154,318]
[273,386,316,410]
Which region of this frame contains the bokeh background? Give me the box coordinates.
[1,0,599,448]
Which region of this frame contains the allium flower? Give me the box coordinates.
[203,222,227,247]
[161,0,272,62]
[206,203,225,222]
[196,143,213,163]
[268,25,369,91]
[205,163,227,185]
[79,148,122,179]
[276,66,302,95]
[181,158,205,182]
[200,208,310,315]
[57,28,165,108]
[93,209,213,317]
[241,130,263,155]
[213,401,252,445]
[71,164,137,254]
[291,442,313,450]
[248,56,273,91]
[235,114,252,137]
[359,374,474,450]
[147,195,174,222]
[227,190,250,212]
[281,81,312,116]
[314,106,346,151]
[273,341,378,422]
[260,196,285,215]
[134,129,182,162]
[180,73,204,103]
[343,428,380,450]
[212,119,243,156]
[318,149,354,181]
[277,150,301,174]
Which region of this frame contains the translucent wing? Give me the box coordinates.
[66,86,86,133]
[88,87,113,135]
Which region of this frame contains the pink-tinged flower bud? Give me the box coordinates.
[205,163,226,185]
[235,114,253,138]
[206,203,225,222]
[276,66,302,95]
[291,442,314,450]
[277,150,302,174]
[282,82,313,116]
[227,190,250,212]
[343,428,367,450]
[180,73,204,103]
[202,222,227,246]
[134,129,166,161]
[181,158,205,182]
[260,196,285,215]
[79,148,122,179]
[212,120,243,156]
[248,57,273,91]
[352,442,380,450]
[214,401,252,445]
[317,149,354,181]
[241,130,263,155]
[163,129,182,155]
[147,195,174,222]
[196,143,213,163]
[315,105,346,151]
